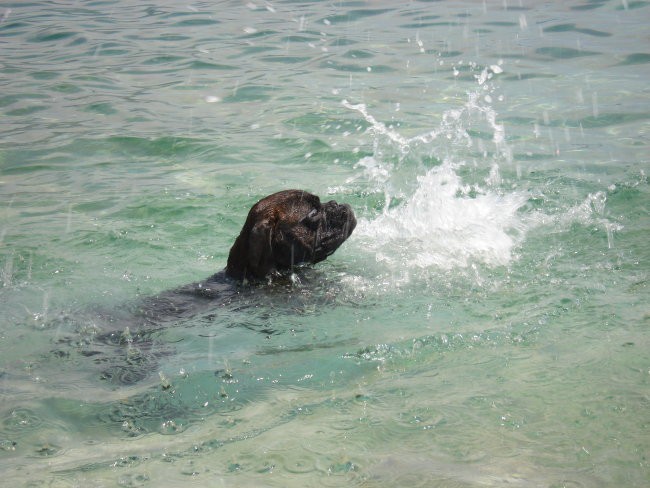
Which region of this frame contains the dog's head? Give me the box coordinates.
[226,190,356,281]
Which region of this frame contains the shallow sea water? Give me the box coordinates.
[1,0,649,486]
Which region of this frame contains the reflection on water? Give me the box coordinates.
[1,0,649,486]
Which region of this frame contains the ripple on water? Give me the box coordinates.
[117,473,151,487]
[27,30,78,43]
[617,52,650,65]
[0,439,17,451]
[99,364,151,386]
[282,451,317,475]
[2,407,43,433]
[535,46,601,59]
[97,393,186,437]
[543,23,612,37]
[326,417,360,432]
[30,441,64,458]
[216,400,372,481]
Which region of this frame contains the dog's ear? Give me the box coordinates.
[246,219,275,279]
[226,216,276,281]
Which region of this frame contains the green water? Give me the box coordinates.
[1,1,649,486]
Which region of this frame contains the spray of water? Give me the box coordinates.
[340,67,623,289]
[342,70,529,280]
[357,163,528,271]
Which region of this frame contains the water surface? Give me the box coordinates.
[1,1,649,486]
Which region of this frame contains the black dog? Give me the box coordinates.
[125,189,357,324]
[77,190,356,384]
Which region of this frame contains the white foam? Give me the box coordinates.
[343,75,531,276]
[356,161,528,271]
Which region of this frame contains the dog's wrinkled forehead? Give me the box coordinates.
[251,190,319,222]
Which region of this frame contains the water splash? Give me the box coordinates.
[341,75,625,284]
[343,73,529,277]
[560,190,622,250]
[356,163,528,271]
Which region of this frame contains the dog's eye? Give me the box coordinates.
[301,208,321,229]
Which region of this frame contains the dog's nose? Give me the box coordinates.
[343,204,357,233]
[323,201,356,228]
